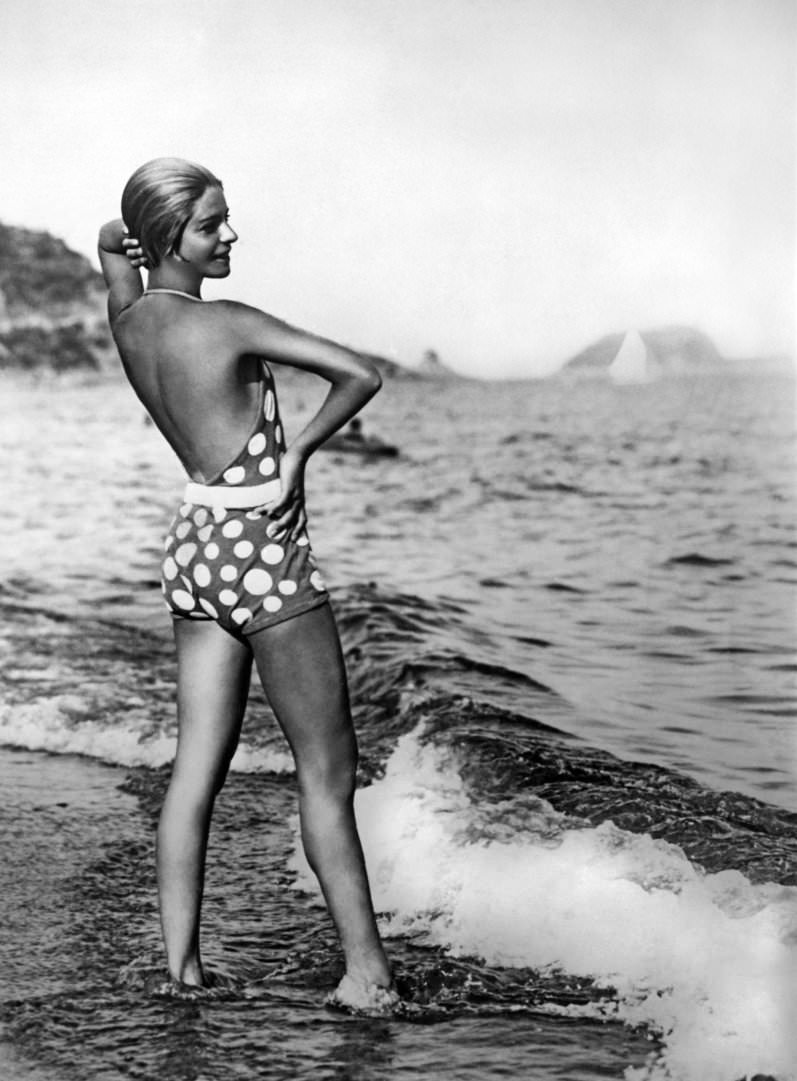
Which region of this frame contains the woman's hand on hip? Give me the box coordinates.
[263,447,308,542]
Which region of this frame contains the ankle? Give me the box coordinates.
[344,954,393,990]
[169,959,205,987]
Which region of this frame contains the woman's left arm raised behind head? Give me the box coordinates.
[98,218,145,324]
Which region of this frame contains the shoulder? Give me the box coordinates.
[110,290,152,324]
[98,242,144,325]
[106,283,144,328]
[208,299,291,349]
[211,298,273,328]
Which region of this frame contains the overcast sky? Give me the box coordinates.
[0,0,793,375]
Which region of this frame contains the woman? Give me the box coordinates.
[98,157,396,1013]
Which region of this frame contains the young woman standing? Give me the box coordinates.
[98,157,396,1013]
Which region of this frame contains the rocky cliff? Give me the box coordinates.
[0,222,117,371]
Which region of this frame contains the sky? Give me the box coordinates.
[0,0,793,376]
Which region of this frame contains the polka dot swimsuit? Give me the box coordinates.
[161,360,328,636]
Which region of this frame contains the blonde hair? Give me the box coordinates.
[121,157,223,267]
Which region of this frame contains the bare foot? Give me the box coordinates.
[325,974,401,1017]
[151,971,231,1000]
[152,977,209,1000]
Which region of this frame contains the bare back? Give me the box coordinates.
[112,294,263,483]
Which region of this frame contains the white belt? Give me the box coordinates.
[183,478,282,509]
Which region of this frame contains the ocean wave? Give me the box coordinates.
[290,728,797,1081]
[0,695,294,774]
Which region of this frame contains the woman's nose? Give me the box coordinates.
[221,222,238,243]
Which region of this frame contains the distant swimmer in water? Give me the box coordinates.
[343,417,366,442]
[98,157,398,1014]
[323,416,399,457]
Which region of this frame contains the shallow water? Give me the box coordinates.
[0,368,795,1080]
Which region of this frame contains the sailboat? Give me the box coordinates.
[608,329,654,384]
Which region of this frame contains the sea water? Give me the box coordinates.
[0,368,795,1080]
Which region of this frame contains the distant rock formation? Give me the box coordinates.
[563,326,724,377]
[362,352,418,380]
[0,222,116,371]
[417,348,457,378]
[351,348,458,381]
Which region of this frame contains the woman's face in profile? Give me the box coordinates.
[177,186,238,276]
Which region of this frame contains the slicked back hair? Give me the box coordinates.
[121,157,223,268]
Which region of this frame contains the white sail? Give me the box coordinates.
[609,329,651,384]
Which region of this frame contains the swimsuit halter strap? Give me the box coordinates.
[142,288,204,301]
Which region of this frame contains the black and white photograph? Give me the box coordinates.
[0,2,794,1079]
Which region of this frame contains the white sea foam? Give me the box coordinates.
[290,729,797,1081]
[0,695,294,774]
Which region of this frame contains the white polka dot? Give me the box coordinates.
[197,524,213,542]
[231,607,253,626]
[164,535,174,551]
[175,542,197,567]
[163,556,178,580]
[263,595,283,613]
[248,432,266,455]
[179,503,191,517]
[199,598,219,618]
[193,508,209,527]
[246,509,264,520]
[193,564,211,587]
[296,533,309,547]
[219,589,238,606]
[171,589,195,611]
[260,543,284,565]
[310,570,326,592]
[175,521,192,539]
[180,574,192,589]
[258,456,276,477]
[234,540,254,558]
[275,425,282,445]
[220,564,238,582]
[223,465,246,484]
[222,519,244,538]
[264,389,275,421]
[204,542,220,560]
[278,580,297,596]
[243,568,272,595]
[212,506,227,524]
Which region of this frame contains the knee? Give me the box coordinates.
[212,753,234,796]
[297,741,358,806]
[163,766,217,819]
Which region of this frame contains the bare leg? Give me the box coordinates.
[250,603,395,1007]
[157,618,252,986]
